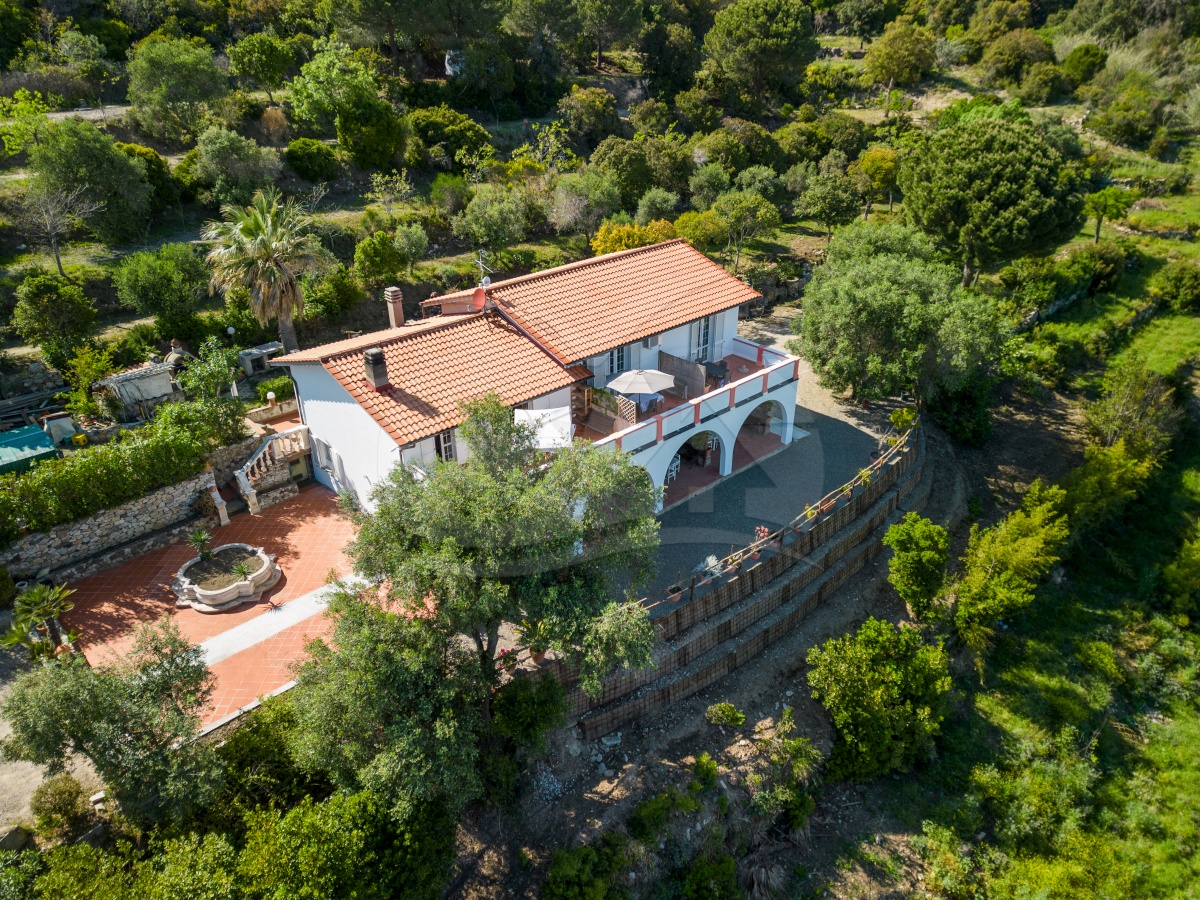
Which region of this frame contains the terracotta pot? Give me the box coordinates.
[531,649,547,665]
[749,550,761,560]
[503,661,517,674]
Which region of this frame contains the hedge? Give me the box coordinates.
[0,428,208,546]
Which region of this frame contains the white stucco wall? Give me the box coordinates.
[289,364,402,506]
[524,386,571,410]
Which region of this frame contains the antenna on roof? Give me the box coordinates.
[474,249,493,283]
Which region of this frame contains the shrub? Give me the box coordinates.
[0,566,15,609]
[1083,356,1182,462]
[335,93,407,170]
[882,513,949,622]
[590,219,676,255]
[304,264,365,321]
[688,163,731,211]
[681,854,740,899]
[256,375,295,403]
[113,243,208,337]
[806,617,951,779]
[693,752,718,790]
[491,675,566,753]
[627,791,676,842]
[193,126,281,207]
[1061,43,1107,86]
[1151,260,1200,313]
[674,209,728,251]
[115,142,179,212]
[971,727,1096,853]
[542,833,629,900]
[429,173,472,216]
[285,138,337,182]
[705,702,745,727]
[353,231,403,286]
[392,223,429,274]
[408,105,490,169]
[0,422,210,545]
[926,372,995,446]
[636,187,680,225]
[10,274,96,371]
[30,774,90,842]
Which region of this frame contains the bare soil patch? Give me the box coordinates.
[186,547,260,591]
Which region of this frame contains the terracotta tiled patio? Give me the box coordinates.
[661,428,786,511]
[63,486,355,725]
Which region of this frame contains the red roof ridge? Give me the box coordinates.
[432,239,698,303]
[278,313,479,363]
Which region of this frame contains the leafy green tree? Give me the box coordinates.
[239,791,456,900]
[393,223,429,275]
[979,29,1053,87]
[734,165,786,205]
[408,105,490,170]
[193,126,282,207]
[1082,186,1136,243]
[899,117,1084,284]
[849,145,900,215]
[807,617,951,779]
[29,117,151,245]
[507,0,581,43]
[115,143,179,214]
[346,395,660,699]
[114,243,208,336]
[353,231,403,286]
[14,182,104,277]
[335,89,408,170]
[642,21,701,100]
[288,589,485,816]
[788,222,999,400]
[203,188,327,353]
[688,163,731,211]
[635,187,680,224]
[590,136,653,210]
[228,32,294,104]
[286,138,338,182]
[556,85,621,151]
[643,133,695,194]
[0,88,53,156]
[452,185,533,249]
[674,86,722,133]
[289,41,379,134]
[11,274,96,370]
[1151,260,1200,313]
[799,171,860,238]
[711,190,780,274]
[132,833,239,900]
[882,513,949,622]
[576,0,641,68]
[951,481,1068,663]
[702,0,818,97]
[0,0,37,71]
[0,618,222,826]
[674,209,728,250]
[1083,354,1181,462]
[126,37,227,142]
[1061,43,1106,86]
[836,0,888,47]
[178,338,240,400]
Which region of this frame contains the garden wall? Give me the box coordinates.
[207,434,262,486]
[0,470,218,583]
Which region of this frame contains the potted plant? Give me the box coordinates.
[693,555,722,587]
[820,496,837,514]
[667,582,685,601]
[517,619,552,664]
[2,583,77,658]
[859,468,873,488]
[749,525,771,559]
[498,647,518,674]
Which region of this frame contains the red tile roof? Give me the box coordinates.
[280,312,589,446]
[431,240,760,363]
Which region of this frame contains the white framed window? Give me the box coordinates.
[608,344,628,376]
[694,316,711,362]
[313,437,332,472]
[434,429,456,462]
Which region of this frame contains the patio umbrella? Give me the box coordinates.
[606,369,676,395]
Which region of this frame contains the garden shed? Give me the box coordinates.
[0,425,58,475]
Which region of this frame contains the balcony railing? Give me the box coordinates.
[593,338,799,456]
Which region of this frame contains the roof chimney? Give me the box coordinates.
[384,286,405,328]
[364,347,389,391]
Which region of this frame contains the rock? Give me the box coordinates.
[598,762,607,774]
[0,826,30,851]
[600,732,621,748]
[566,740,583,758]
[602,768,615,778]
[785,690,793,697]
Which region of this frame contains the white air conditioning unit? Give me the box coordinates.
[642,335,660,350]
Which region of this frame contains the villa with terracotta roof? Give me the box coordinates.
[271,240,802,510]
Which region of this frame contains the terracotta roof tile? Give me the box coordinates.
[292,312,588,446]
[434,240,760,363]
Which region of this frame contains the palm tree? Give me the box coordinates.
[3,583,76,657]
[202,188,325,353]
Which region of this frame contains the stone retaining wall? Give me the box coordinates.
[0,470,216,581]
[207,434,261,486]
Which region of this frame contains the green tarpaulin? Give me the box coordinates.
[0,425,57,475]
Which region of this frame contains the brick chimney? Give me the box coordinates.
[364,347,389,391]
[384,286,405,328]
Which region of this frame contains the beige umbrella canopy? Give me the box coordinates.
[606,369,676,394]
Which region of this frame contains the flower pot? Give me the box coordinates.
[749,550,761,560]
[531,650,547,665]
[503,660,517,674]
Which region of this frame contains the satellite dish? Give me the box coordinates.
[481,276,491,287]
[471,287,488,311]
